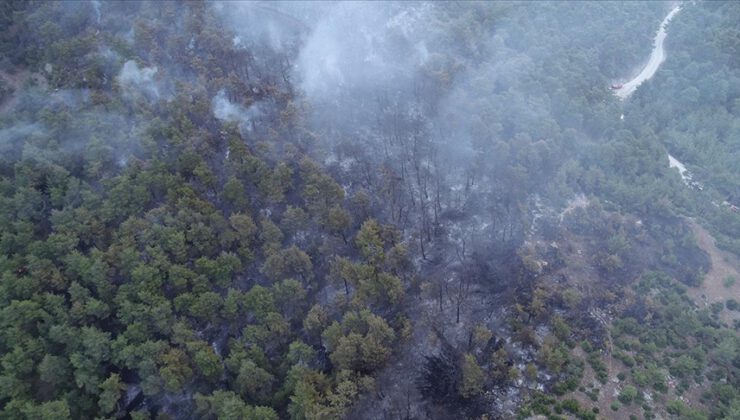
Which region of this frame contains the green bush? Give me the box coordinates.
[726,299,738,311]
[578,411,596,420]
[666,400,684,415]
[616,352,636,367]
[654,380,668,393]
[561,398,580,413]
[619,385,638,404]
[529,393,555,416]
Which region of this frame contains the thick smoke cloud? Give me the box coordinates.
[294,2,433,98]
[117,60,163,101]
[212,90,260,132]
[214,2,436,97]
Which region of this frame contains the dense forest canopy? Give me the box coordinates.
[0,1,738,419]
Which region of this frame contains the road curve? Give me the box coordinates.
[615,5,681,100]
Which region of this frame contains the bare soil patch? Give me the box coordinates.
[685,219,740,323]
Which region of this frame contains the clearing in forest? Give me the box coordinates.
[686,219,740,323]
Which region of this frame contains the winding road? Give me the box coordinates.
[616,5,740,317]
[612,6,696,186]
[614,5,681,100]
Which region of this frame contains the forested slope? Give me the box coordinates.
[0,2,411,418]
[626,1,740,254]
[0,1,737,420]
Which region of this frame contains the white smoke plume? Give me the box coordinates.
[212,90,260,132]
[117,60,162,101]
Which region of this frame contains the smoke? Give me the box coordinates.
[213,2,435,97]
[210,1,565,185]
[212,1,316,52]
[91,0,101,24]
[117,60,162,101]
[212,90,260,132]
[0,123,44,152]
[294,2,433,99]
[1,80,145,170]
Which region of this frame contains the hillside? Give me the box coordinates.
[0,2,737,419]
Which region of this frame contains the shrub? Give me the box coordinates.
[726,299,738,311]
[552,382,568,396]
[616,352,635,367]
[654,380,668,393]
[562,398,580,413]
[529,393,555,416]
[619,385,638,404]
[666,400,684,415]
[633,370,649,387]
[710,302,724,315]
[579,411,596,420]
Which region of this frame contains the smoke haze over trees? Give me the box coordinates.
[0,1,738,419]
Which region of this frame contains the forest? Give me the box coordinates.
[0,1,737,419]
